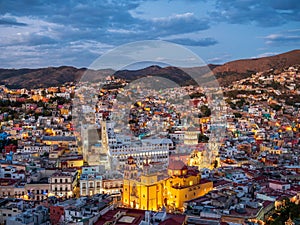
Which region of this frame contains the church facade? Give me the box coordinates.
[122,157,213,211]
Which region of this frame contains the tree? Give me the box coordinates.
[225,99,236,109]
[198,133,209,143]
[37,100,44,107]
[42,152,49,157]
[233,112,242,118]
[200,105,211,117]
[41,90,47,97]
[236,98,245,109]
[270,197,300,225]
[270,104,282,111]
[213,160,218,168]
[20,94,29,98]
[190,92,206,99]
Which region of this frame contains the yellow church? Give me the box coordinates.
[122,156,213,211]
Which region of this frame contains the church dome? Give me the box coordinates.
[168,160,187,170]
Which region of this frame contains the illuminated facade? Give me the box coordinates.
[189,150,205,169]
[100,120,171,170]
[122,157,213,211]
[184,127,200,145]
[49,171,78,198]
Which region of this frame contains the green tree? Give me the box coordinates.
[234,112,242,118]
[200,105,211,117]
[198,133,209,143]
[270,104,282,111]
[213,160,218,168]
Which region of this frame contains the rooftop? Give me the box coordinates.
[42,136,76,141]
[168,160,187,171]
[94,208,145,225]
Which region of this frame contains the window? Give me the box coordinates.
[89,182,94,188]
[55,179,57,183]
[65,179,68,183]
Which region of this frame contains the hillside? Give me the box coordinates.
[113,65,199,87]
[0,49,299,89]
[0,66,114,89]
[0,66,84,89]
[113,50,300,86]
[213,50,300,86]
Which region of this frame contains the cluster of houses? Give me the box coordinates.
[0,65,299,224]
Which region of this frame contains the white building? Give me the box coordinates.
[49,171,78,198]
[80,173,102,196]
[0,165,25,180]
[100,121,172,169]
[269,180,291,191]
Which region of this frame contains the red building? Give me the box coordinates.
[4,144,17,154]
[50,206,65,225]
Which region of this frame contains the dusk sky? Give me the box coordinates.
[1,0,300,68]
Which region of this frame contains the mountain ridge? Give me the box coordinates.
[0,49,299,89]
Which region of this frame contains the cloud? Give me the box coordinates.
[0,40,112,68]
[151,13,209,36]
[0,2,215,68]
[212,0,300,27]
[0,16,63,47]
[269,0,300,10]
[0,1,143,30]
[254,52,279,58]
[0,15,27,26]
[1,0,299,68]
[264,30,300,45]
[0,6,214,67]
[69,40,113,54]
[107,28,140,34]
[25,33,58,46]
[207,54,232,64]
[165,37,217,46]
